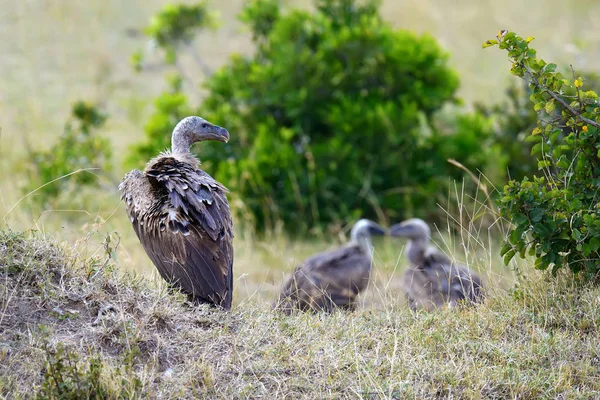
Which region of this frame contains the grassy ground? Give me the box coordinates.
[1,231,599,399]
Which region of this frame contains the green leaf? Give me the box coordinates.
[513,214,528,226]
[582,243,591,257]
[556,231,571,240]
[544,99,555,114]
[582,90,599,101]
[500,241,512,257]
[589,237,600,252]
[503,249,517,265]
[482,39,498,48]
[555,154,568,166]
[549,129,562,144]
[509,228,522,245]
[533,223,551,238]
[525,134,542,143]
[534,257,547,270]
[519,245,528,259]
[529,208,544,223]
[537,160,551,169]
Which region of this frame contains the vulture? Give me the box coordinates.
[119,116,234,309]
[275,219,386,313]
[389,218,484,311]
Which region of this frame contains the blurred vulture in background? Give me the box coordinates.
[275,219,386,313]
[389,218,484,311]
[119,116,234,309]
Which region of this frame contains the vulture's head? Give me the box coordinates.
[351,219,386,241]
[389,218,431,241]
[174,116,230,144]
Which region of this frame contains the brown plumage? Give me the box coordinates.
[390,218,483,311]
[119,116,234,309]
[275,219,386,313]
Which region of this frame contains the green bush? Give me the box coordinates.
[24,102,112,210]
[37,343,108,399]
[37,342,141,399]
[486,32,600,279]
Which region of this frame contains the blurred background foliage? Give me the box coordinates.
[5,0,600,244]
[23,102,114,213]
[130,2,219,70]
[127,0,542,233]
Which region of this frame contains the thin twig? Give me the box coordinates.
[447,159,491,201]
[523,67,600,129]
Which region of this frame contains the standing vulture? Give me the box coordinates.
[275,219,386,313]
[119,116,234,309]
[390,218,483,311]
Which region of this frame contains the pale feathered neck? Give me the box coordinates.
[351,231,374,258]
[355,236,373,255]
[171,117,200,155]
[351,220,381,256]
[406,237,430,267]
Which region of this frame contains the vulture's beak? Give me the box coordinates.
[368,223,387,236]
[215,126,230,143]
[389,223,413,237]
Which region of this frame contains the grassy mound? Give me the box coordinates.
[1,230,599,399]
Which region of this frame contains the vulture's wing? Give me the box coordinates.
[277,244,371,312]
[448,263,484,303]
[402,247,456,310]
[423,248,483,304]
[120,156,234,309]
[304,244,372,292]
[421,248,454,295]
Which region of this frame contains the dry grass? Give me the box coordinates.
[1,230,599,399]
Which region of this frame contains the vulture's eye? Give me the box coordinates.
[201,123,208,129]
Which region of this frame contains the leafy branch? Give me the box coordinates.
[485,31,600,279]
[524,67,600,129]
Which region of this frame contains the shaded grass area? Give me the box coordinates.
[1,231,599,399]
